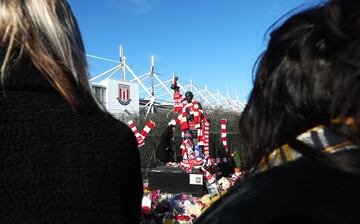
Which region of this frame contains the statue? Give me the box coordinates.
[181,91,204,131]
[169,78,207,170]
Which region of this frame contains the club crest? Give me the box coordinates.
[117,84,131,105]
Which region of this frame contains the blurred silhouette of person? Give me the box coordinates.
[0,0,142,223]
[196,0,360,223]
[156,125,176,164]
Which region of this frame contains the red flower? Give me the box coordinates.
[176,215,191,221]
[142,206,150,213]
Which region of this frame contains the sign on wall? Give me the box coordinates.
[97,78,139,114]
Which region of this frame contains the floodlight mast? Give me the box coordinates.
[145,55,156,117]
[120,45,126,81]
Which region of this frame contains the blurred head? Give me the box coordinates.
[185,91,194,103]
[169,125,176,134]
[240,0,360,169]
[0,0,99,111]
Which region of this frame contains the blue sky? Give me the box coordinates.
[68,0,315,101]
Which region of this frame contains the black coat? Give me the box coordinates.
[0,59,143,223]
[195,153,360,224]
[156,128,174,162]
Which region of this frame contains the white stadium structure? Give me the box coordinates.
[88,46,246,117]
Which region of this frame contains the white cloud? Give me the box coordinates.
[129,0,153,14]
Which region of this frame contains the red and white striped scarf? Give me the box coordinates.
[180,138,196,160]
[141,120,155,140]
[173,91,183,113]
[203,121,210,159]
[180,101,201,131]
[221,119,228,153]
[127,120,155,147]
[200,166,215,184]
[127,120,145,147]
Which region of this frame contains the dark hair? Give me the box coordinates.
[240,0,360,173]
[160,125,175,139]
[185,91,194,99]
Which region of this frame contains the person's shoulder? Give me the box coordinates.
[82,110,136,144]
[196,157,360,224]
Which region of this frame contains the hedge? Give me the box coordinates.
[114,109,252,178]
